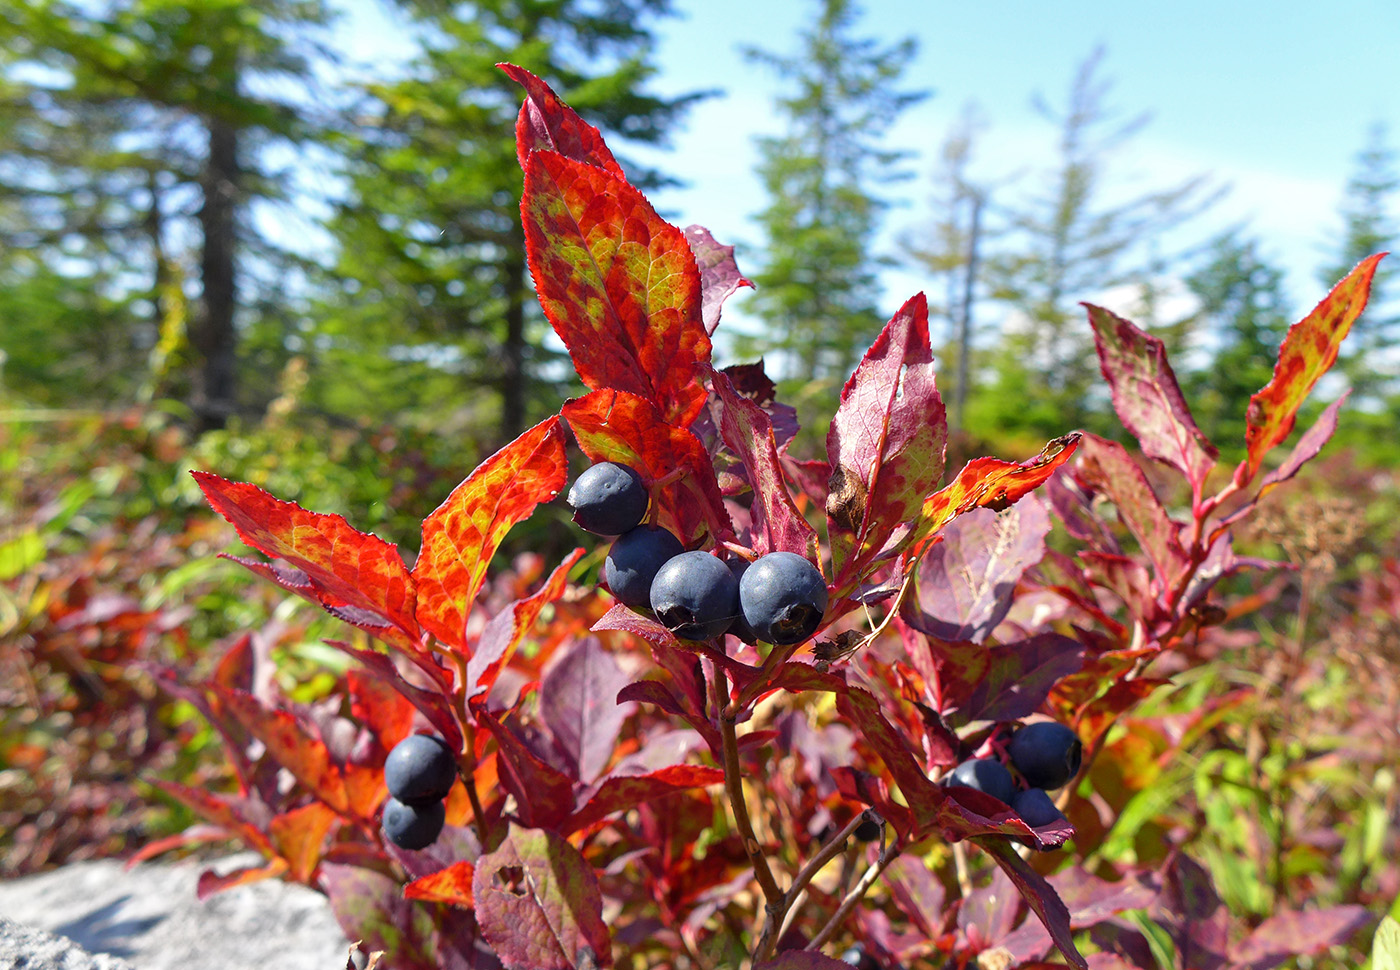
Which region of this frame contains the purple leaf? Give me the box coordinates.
[685,225,753,334]
[957,864,1021,942]
[885,852,948,939]
[538,637,632,785]
[321,863,453,970]
[901,496,1051,643]
[721,362,799,450]
[1085,303,1218,489]
[962,633,1085,725]
[1151,852,1229,970]
[709,365,818,558]
[826,293,947,584]
[1227,906,1372,970]
[1046,470,1122,556]
[476,709,575,831]
[473,824,613,970]
[1179,533,1286,612]
[978,839,1088,969]
[1000,867,1161,961]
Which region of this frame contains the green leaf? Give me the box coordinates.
[0,529,44,580]
[1375,916,1400,970]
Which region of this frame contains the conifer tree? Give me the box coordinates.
[316,0,699,443]
[741,0,924,390]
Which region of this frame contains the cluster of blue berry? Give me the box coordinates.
[568,462,828,646]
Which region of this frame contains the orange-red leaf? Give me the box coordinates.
[501,63,625,179]
[347,668,417,752]
[562,388,731,547]
[192,472,419,641]
[269,802,338,883]
[149,780,274,855]
[196,859,290,901]
[524,151,710,426]
[910,433,1083,557]
[404,860,477,908]
[413,416,567,650]
[218,687,349,814]
[1239,252,1385,484]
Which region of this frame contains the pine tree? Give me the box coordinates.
[314,1,699,444]
[741,0,925,391]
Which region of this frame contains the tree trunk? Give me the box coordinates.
[194,117,239,431]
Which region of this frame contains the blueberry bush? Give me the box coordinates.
[141,66,1393,968]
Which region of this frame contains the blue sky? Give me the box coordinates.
[340,0,1399,328]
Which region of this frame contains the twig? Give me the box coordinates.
[804,847,899,952]
[713,662,783,907]
[952,842,973,897]
[754,810,876,962]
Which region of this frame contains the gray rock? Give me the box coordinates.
[0,853,349,970]
[0,916,136,970]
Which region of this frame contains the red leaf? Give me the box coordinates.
[913,434,1082,557]
[978,838,1088,969]
[150,780,274,856]
[193,472,418,641]
[467,548,584,704]
[524,151,710,426]
[709,366,818,558]
[348,668,416,752]
[565,764,725,836]
[1086,303,1217,488]
[685,225,754,334]
[218,687,350,814]
[413,416,567,650]
[1073,435,1188,583]
[539,636,632,784]
[826,293,947,582]
[323,640,462,752]
[836,686,946,824]
[473,824,613,970]
[403,860,476,909]
[901,497,1051,643]
[500,63,625,178]
[195,859,289,901]
[563,388,731,546]
[269,801,338,883]
[476,708,575,831]
[1238,252,1386,485]
[1252,391,1349,507]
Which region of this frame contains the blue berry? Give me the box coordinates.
[1012,787,1067,828]
[945,758,1015,805]
[725,558,761,643]
[737,551,827,645]
[1008,721,1082,791]
[604,525,684,609]
[384,734,456,805]
[567,462,649,535]
[381,796,445,850]
[649,550,738,641]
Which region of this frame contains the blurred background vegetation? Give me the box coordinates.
[1,0,1397,952]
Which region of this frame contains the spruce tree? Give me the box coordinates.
[740,0,924,392]
[1319,123,1398,406]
